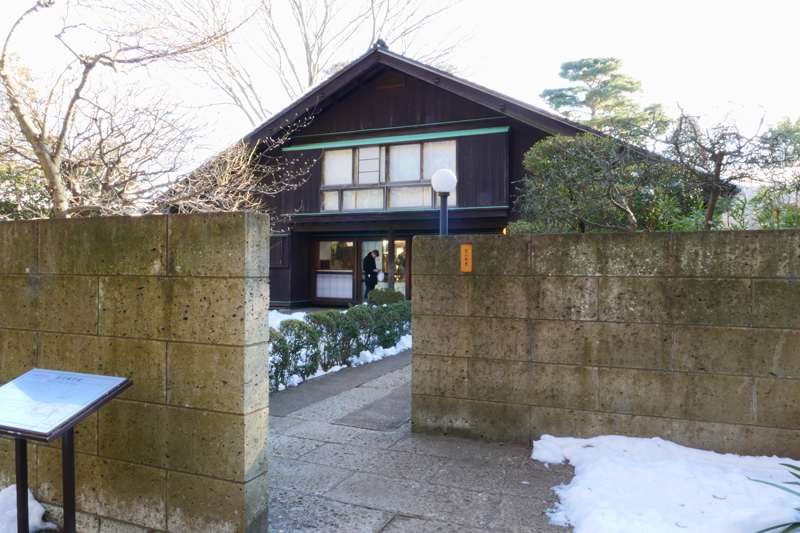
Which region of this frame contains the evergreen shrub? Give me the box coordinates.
[279,319,320,379]
[268,327,291,389]
[366,288,405,306]
[345,305,379,353]
[305,309,359,370]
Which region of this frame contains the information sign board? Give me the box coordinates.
[0,369,130,442]
[0,368,132,533]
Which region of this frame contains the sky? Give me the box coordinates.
[3,0,800,153]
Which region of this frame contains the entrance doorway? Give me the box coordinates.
[313,237,411,305]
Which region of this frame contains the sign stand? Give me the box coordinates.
[0,369,133,533]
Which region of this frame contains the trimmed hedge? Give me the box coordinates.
[268,301,412,390]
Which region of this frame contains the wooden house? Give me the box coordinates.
[248,45,591,308]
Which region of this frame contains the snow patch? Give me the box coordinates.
[533,434,800,533]
[0,485,57,533]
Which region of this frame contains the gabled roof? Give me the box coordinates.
[243,47,595,144]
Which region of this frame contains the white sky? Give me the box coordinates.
[4,0,800,152]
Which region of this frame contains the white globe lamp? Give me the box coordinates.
[431,169,457,235]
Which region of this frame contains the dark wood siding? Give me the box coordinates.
[299,75,500,136]
[508,118,549,219]
[456,132,508,208]
[281,149,322,215]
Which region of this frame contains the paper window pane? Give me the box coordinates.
[389,186,432,208]
[322,190,339,211]
[380,147,386,181]
[357,189,383,209]
[342,190,356,210]
[359,146,380,159]
[343,189,383,210]
[388,144,421,182]
[423,140,456,180]
[323,149,353,185]
[316,273,353,299]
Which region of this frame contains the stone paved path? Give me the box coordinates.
[268,350,574,532]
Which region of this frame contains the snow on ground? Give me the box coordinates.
[269,309,412,391]
[533,434,800,533]
[0,485,56,533]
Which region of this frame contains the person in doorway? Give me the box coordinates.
[363,249,381,300]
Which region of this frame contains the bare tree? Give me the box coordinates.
[148,118,316,216]
[0,0,229,218]
[187,0,465,127]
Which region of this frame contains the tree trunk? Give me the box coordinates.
[703,155,723,231]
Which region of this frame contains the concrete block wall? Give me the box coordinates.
[0,213,270,533]
[411,231,800,458]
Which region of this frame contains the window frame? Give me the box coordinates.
[320,140,455,213]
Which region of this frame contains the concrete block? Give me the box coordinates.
[468,235,530,277]
[244,278,270,345]
[753,280,800,329]
[671,278,751,327]
[40,502,100,533]
[38,276,99,334]
[39,333,166,403]
[531,233,602,277]
[39,216,166,276]
[0,436,37,490]
[0,275,97,333]
[167,342,246,412]
[412,355,468,398]
[532,321,672,370]
[412,275,469,317]
[532,232,671,277]
[167,213,270,278]
[468,400,531,445]
[674,326,800,378]
[467,359,530,404]
[0,219,38,274]
[0,329,37,383]
[39,412,98,455]
[244,472,269,533]
[535,277,598,321]
[412,315,530,361]
[671,419,800,458]
[469,276,537,318]
[99,400,248,480]
[411,236,464,276]
[98,517,150,533]
[673,373,755,424]
[98,277,247,343]
[243,407,269,482]
[673,230,800,279]
[0,276,37,329]
[599,277,671,323]
[528,363,598,410]
[756,378,800,429]
[37,448,167,530]
[411,395,472,440]
[599,369,674,417]
[410,234,531,277]
[530,406,672,441]
[244,343,270,413]
[167,470,267,533]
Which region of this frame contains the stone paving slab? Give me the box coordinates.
[268,349,573,532]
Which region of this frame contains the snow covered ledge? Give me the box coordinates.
[0,213,270,533]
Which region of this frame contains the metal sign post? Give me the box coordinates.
[0,369,133,533]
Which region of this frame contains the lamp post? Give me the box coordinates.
[431,169,457,236]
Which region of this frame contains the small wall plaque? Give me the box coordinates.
[461,244,473,272]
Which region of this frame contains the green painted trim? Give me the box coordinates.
[270,299,312,304]
[292,117,504,139]
[280,205,509,217]
[282,127,510,152]
[271,233,290,237]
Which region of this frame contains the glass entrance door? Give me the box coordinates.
[360,240,389,300]
[393,240,407,296]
